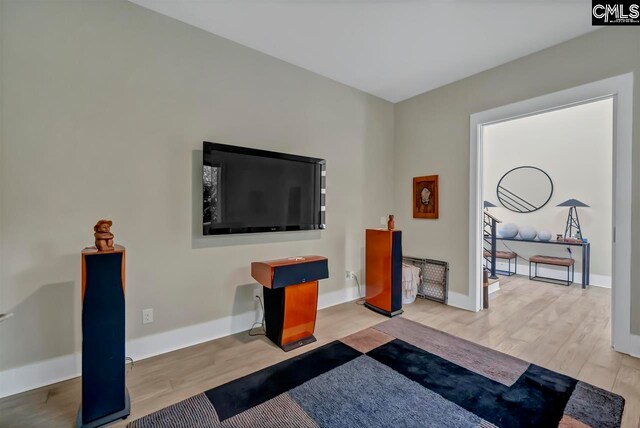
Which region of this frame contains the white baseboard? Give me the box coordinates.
[446,282,499,314]
[488,281,500,294]
[0,353,82,399]
[0,285,360,399]
[630,334,640,358]
[126,310,260,363]
[493,261,611,288]
[318,285,360,309]
[616,331,640,358]
[447,291,477,312]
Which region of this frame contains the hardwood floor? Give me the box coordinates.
[1,275,639,427]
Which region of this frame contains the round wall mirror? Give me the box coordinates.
[496,166,553,213]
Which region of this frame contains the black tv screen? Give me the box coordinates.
[203,142,326,235]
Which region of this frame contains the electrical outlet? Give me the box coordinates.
[380,216,387,226]
[345,270,355,279]
[142,308,153,324]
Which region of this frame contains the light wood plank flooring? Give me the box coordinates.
[1,275,639,427]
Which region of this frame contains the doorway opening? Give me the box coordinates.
[482,97,612,296]
[468,73,636,355]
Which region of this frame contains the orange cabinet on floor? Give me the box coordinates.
[251,256,329,351]
[365,229,403,317]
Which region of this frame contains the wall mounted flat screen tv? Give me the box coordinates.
[203,142,326,235]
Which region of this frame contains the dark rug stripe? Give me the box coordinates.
[368,339,577,428]
[565,381,625,428]
[205,341,361,421]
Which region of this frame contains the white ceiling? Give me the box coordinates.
[130,1,595,103]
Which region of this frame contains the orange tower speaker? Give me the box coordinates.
[365,229,403,317]
[77,245,130,428]
[251,256,329,351]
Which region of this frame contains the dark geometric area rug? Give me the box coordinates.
[128,317,624,428]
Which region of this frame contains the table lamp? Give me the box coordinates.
[557,199,589,240]
[484,200,497,209]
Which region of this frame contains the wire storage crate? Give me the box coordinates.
[402,256,449,304]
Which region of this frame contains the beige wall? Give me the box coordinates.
[1,0,639,383]
[0,0,394,371]
[483,98,613,282]
[394,28,640,332]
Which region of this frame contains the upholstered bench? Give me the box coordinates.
[483,249,518,276]
[529,255,575,286]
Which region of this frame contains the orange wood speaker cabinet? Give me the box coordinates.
[251,256,328,351]
[365,229,403,317]
[78,245,130,428]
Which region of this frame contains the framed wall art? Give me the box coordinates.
[413,175,439,219]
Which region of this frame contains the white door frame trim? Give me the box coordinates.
[468,73,638,356]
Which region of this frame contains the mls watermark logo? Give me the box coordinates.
[592,1,640,25]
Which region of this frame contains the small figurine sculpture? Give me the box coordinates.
[387,215,395,230]
[94,219,115,251]
[421,187,431,207]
